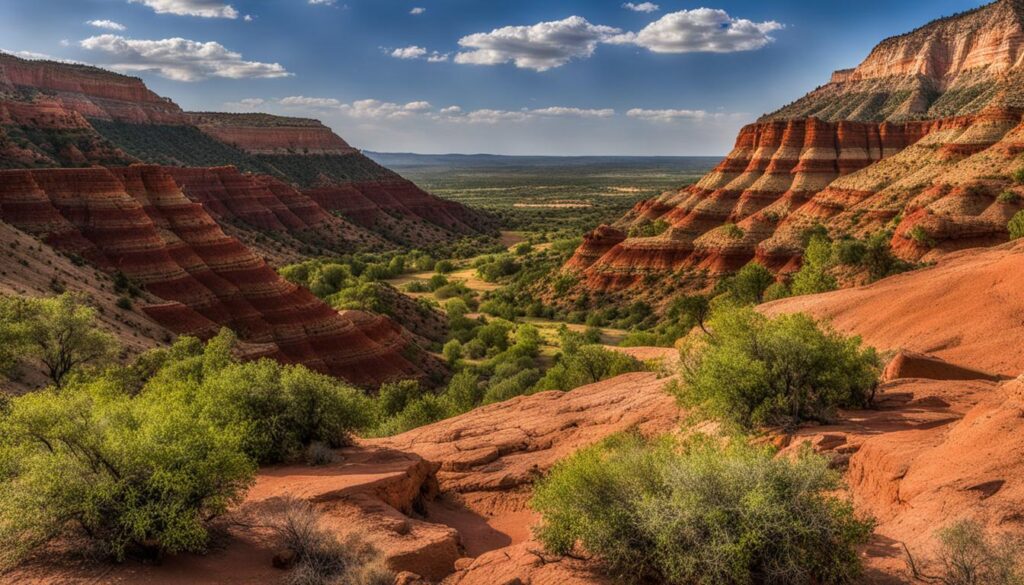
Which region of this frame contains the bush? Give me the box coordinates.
[0,374,255,567]
[791,234,838,296]
[997,191,1021,204]
[721,262,775,305]
[534,345,642,392]
[1010,210,1024,240]
[442,339,463,365]
[907,520,1024,585]
[532,434,873,585]
[0,293,118,387]
[271,499,393,585]
[679,305,880,430]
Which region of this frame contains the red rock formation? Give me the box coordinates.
[568,1,1024,300]
[0,165,441,387]
[189,112,356,155]
[0,52,187,124]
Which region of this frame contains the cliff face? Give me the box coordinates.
[569,0,1024,300]
[0,165,443,388]
[0,52,496,251]
[768,0,1024,122]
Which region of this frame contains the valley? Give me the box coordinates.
[3,1,1024,585]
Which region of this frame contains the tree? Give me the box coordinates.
[532,434,873,585]
[0,294,118,387]
[442,339,463,365]
[679,305,880,430]
[722,263,775,305]
[534,345,642,392]
[791,234,838,296]
[0,374,255,567]
[670,295,711,335]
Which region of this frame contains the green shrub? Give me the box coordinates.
[1010,210,1024,240]
[532,434,873,585]
[534,345,642,392]
[723,223,745,239]
[442,339,463,365]
[720,263,775,305]
[997,191,1021,204]
[0,293,118,387]
[678,305,880,430]
[908,520,1024,585]
[908,225,936,247]
[791,235,838,296]
[1013,167,1024,184]
[834,238,867,266]
[0,371,255,567]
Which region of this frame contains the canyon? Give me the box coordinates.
[567,0,1024,302]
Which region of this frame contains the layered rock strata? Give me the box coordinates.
[0,165,440,387]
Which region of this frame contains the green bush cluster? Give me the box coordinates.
[532,433,873,585]
[0,322,372,568]
[1010,210,1024,241]
[678,304,880,430]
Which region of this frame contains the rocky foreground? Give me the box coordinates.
[10,240,1024,583]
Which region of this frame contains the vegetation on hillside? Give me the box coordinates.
[532,433,873,585]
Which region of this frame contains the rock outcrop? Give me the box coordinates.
[0,165,442,388]
[566,0,1024,303]
[0,51,496,251]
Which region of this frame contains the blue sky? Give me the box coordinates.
[1,0,987,155]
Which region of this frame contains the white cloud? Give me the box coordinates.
[343,99,434,119]
[440,106,462,115]
[128,0,238,18]
[454,16,621,71]
[243,14,253,21]
[626,108,716,121]
[410,7,425,15]
[623,2,659,13]
[79,35,291,81]
[390,46,427,59]
[60,39,71,47]
[224,97,266,110]
[390,46,448,62]
[530,106,615,118]
[280,96,342,107]
[308,0,335,4]
[609,8,783,53]
[87,20,127,31]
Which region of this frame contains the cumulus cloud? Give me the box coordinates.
[128,0,238,18]
[609,8,783,53]
[390,46,448,62]
[224,97,266,110]
[308,0,335,4]
[454,16,621,71]
[626,108,718,121]
[280,96,342,107]
[530,106,615,118]
[79,35,291,81]
[410,7,425,15]
[87,20,127,31]
[276,96,434,120]
[623,2,659,13]
[390,46,427,59]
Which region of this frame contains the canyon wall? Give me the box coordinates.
[568,0,1024,300]
[0,165,442,388]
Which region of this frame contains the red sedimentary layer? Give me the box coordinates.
[0,165,437,387]
[0,52,186,124]
[573,109,1024,291]
[189,115,356,155]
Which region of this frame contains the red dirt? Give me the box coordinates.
[763,240,1024,377]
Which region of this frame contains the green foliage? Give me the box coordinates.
[915,520,1024,585]
[532,434,873,585]
[628,219,670,238]
[997,191,1021,204]
[678,305,880,430]
[1010,210,1024,241]
[723,223,745,239]
[719,263,775,305]
[1013,167,1024,185]
[791,235,838,296]
[534,344,642,392]
[0,330,335,566]
[0,293,118,386]
[908,225,936,248]
[442,339,463,365]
